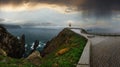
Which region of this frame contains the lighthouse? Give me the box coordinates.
[69,22,71,27]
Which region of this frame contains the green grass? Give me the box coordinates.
[40,29,87,67]
[0,55,36,67]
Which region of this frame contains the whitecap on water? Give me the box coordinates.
[25,44,28,47]
[17,36,20,39]
[38,44,41,47]
[30,42,34,50]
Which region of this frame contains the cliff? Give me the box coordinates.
[41,28,73,57]
[0,27,87,66]
[41,28,87,57]
[0,25,40,66]
[0,25,25,58]
[40,28,87,67]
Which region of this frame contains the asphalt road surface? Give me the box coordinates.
[71,29,120,67]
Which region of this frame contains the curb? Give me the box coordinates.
[70,28,91,67]
[76,40,91,67]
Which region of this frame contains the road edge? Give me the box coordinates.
[76,40,91,67]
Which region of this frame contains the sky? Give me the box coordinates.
[0,0,120,28]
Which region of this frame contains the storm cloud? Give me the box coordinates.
[81,0,120,18]
[0,0,84,6]
[0,0,120,17]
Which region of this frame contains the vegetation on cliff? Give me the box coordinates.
[40,28,87,67]
[0,55,36,67]
[0,25,25,58]
[0,25,36,66]
[0,26,87,67]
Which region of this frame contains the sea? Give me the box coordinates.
[7,27,63,56]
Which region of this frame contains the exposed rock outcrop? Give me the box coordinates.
[0,48,7,56]
[27,40,39,56]
[26,51,41,65]
[33,40,39,51]
[0,25,25,58]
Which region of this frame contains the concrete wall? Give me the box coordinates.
[77,40,91,67]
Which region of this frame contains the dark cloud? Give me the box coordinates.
[0,18,5,22]
[0,0,28,5]
[0,0,83,6]
[85,0,120,17]
[81,0,120,18]
[0,0,120,17]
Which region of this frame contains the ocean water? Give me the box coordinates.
[85,27,120,35]
[7,28,63,56]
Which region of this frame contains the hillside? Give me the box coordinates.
[0,27,87,67]
[0,25,25,58]
[40,28,87,67]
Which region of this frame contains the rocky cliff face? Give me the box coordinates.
[0,25,25,58]
[41,28,74,57]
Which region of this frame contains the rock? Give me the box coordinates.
[27,40,39,57]
[33,40,39,51]
[0,25,25,58]
[19,34,25,57]
[0,48,7,56]
[26,51,41,65]
[0,25,6,32]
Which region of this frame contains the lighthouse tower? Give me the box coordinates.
[69,22,71,27]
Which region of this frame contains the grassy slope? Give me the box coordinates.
[0,55,36,67]
[40,28,87,67]
[0,28,87,67]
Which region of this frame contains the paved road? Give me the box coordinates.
[71,29,120,67]
[91,36,120,67]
